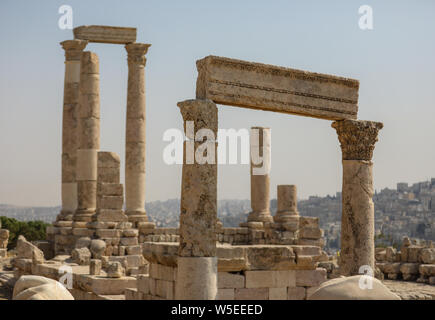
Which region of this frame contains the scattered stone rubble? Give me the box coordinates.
[376,236,435,285]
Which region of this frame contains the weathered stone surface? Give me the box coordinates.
[75,236,91,249]
[218,272,245,289]
[244,245,295,270]
[287,287,306,300]
[13,275,74,300]
[308,275,400,300]
[383,262,402,274]
[234,288,268,300]
[420,248,435,264]
[196,55,359,120]
[90,239,106,259]
[71,247,91,265]
[385,247,397,262]
[178,99,218,257]
[245,270,295,288]
[419,264,435,277]
[268,287,287,300]
[400,263,419,275]
[90,259,102,275]
[74,25,136,44]
[94,209,128,222]
[274,185,298,223]
[98,183,123,196]
[106,261,125,278]
[16,235,44,263]
[217,288,235,300]
[295,268,327,287]
[98,152,120,168]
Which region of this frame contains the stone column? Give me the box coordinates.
[175,99,218,300]
[57,40,87,224]
[274,185,299,223]
[248,127,273,223]
[74,51,100,228]
[124,43,151,227]
[332,120,383,276]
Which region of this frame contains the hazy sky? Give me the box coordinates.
[1,0,434,206]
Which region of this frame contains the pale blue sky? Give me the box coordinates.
[1,0,434,206]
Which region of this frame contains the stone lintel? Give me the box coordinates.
[74,25,137,44]
[196,55,359,120]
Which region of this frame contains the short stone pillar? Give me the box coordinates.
[274,185,299,223]
[248,127,273,223]
[332,120,383,276]
[74,51,100,227]
[57,40,88,224]
[124,43,151,227]
[175,99,218,300]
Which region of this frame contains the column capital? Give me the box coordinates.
[177,99,218,133]
[125,43,151,67]
[332,120,383,161]
[60,40,88,61]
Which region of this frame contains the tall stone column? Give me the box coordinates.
[248,127,273,223]
[332,120,383,276]
[74,51,100,229]
[175,99,218,300]
[124,43,151,227]
[274,185,299,223]
[57,40,87,224]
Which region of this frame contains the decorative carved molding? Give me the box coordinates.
[125,43,151,67]
[61,40,88,61]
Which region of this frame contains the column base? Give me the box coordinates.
[74,209,95,222]
[175,257,217,300]
[125,210,148,227]
[247,211,273,223]
[273,211,299,223]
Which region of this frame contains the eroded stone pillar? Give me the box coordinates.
[332,120,383,276]
[74,51,100,228]
[57,40,88,224]
[175,99,218,300]
[274,185,299,223]
[124,43,151,227]
[248,127,273,223]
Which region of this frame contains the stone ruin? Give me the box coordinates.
[376,237,435,285]
[9,25,394,300]
[0,221,9,260]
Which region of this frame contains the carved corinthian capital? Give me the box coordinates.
[125,43,151,67]
[60,40,88,61]
[332,120,383,160]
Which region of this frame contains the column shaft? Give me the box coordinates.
[274,185,298,223]
[57,40,87,223]
[124,43,151,227]
[248,127,273,223]
[332,119,383,276]
[74,51,100,223]
[176,98,218,300]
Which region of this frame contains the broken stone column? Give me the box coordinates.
[124,43,151,227]
[248,127,273,223]
[73,51,100,232]
[175,99,218,300]
[57,40,88,224]
[332,120,383,276]
[274,185,299,223]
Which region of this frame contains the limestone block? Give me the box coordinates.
[299,227,323,240]
[137,275,150,294]
[72,228,95,237]
[94,209,128,222]
[234,288,268,300]
[385,247,397,262]
[123,229,139,237]
[383,262,402,274]
[155,279,175,299]
[269,287,287,300]
[218,272,245,289]
[245,245,295,270]
[98,168,120,184]
[419,264,435,277]
[90,239,106,259]
[150,263,177,281]
[98,183,123,196]
[420,248,435,264]
[90,259,102,275]
[74,25,137,44]
[399,263,419,275]
[75,237,91,249]
[287,287,306,300]
[88,221,117,229]
[126,255,145,268]
[196,55,359,120]
[77,274,136,295]
[120,237,138,246]
[0,249,7,258]
[95,229,121,238]
[16,235,44,262]
[97,196,123,210]
[245,270,295,288]
[299,217,319,228]
[295,268,327,287]
[107,261,125,278]
[98,152,120,168]
[429,276,435,285]
[71,247,91,265]
[126,245,141,255]
[217,288,235,300]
